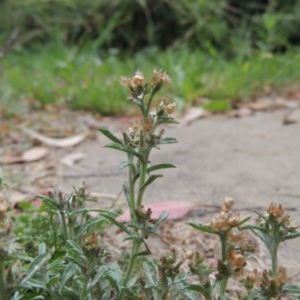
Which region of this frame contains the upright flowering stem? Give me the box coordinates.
[104,70,177,299]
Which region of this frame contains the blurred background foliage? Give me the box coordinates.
[2,0,300,55]
[1,0,300,116]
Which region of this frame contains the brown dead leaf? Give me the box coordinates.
[247,101,271,111]
[21,127,88,148]
[179,107,208,126]
[230,107,253,118]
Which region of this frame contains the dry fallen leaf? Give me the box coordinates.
[230,107,253,118]
[0,147,48,164]
[117,200,197,222]
[22,146,49,162]
[21,127,88,148]
[179,107,207,126]
[61,152,85,168]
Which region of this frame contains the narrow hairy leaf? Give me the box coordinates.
[101,211,133,235]
[59,263,78,294]
[188,223,219,235]
[99,128,123,144]
[74,216,105,239]
[21,252,50,284]
[158,137,177,145]
[147,163,176,173]
[282,283,300,296]
[105,143,144,161]
[143,261,158,287]
[140,174,163,191]
[67,240,83,255]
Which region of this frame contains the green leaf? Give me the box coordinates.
[155,211,169,226]
[184,285,206,300]
[188,223,219,235]
[39,195,59,210]
[99,128,123,144]
[74,216,105,239]
[283,232,300,241]
[105,143,144,161]
[21,252,50,284]
[147,163,176,173]
[157,137,177,145]
[30,296,46,300]
[22,278,47,290]
[119,160,133,170]
[67,240,83,255]
[237,216,251,227]
[253,209,268,221]
[143,260,158,287]
[135,250,151,257]
[89,265,109,288]
[100,211,133,235]
[282,283,300,296]
[140,174,163,192]
[59,263,79,294]
[104,263,123,292]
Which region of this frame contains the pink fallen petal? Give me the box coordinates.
[117,200,196,222]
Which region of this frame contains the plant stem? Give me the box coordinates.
[128,156,136,220]
[118,239,142,300]
[220,233,227,262]
[80,276,89,300]
[137,161,147,208]
[271,241,278,277]
[59,211,69,240]
[271,222,280,276]
[219,277,228,296]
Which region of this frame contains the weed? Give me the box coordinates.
[1,70,300,299]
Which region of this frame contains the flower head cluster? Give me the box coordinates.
[227,250,247,274]
[151,69,171,87]
[258,202,299,240]
[157,97,177,116]
[210,197,240,232]
[259,267,287,297]
[267,202,285,219]
[120,70,147,91]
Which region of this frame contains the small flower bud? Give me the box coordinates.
[166,103,177,114]
[143,117,153,132]
[132,71,146,88]
[151,69,171,87]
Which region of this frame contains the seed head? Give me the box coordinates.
[143,117,154,132]
[166,103,177,114]
[151,69,171,87]
[222,197,234,213]
[267,202,284,219]
[119,76,132,89]
[132,71,146,89]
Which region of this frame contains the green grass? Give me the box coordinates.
[1,44,300,116]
